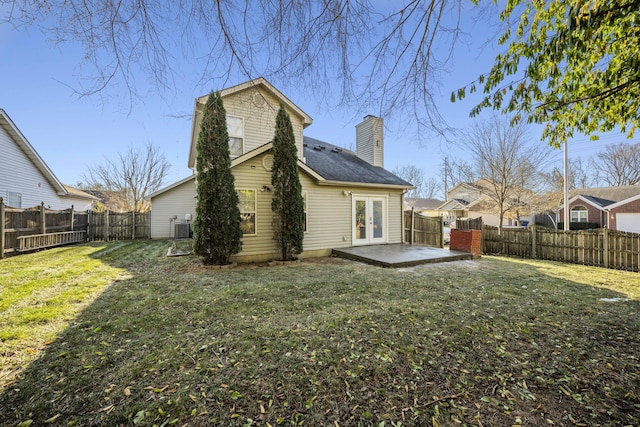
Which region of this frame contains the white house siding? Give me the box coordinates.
[224,87,305,160]
[0,125,70,210]
[149,178,197,239]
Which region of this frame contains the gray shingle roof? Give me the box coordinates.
[571,185,640,206]
[303,136,412,187]
[405,197,444,210]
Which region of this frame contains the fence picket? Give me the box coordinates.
[481,225,638,272]
[403,211,443,247]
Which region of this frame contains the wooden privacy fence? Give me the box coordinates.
[482,225,640,272]
[404,210,444,247]
[1,198,150,258]
[456,217,483,230]
[88,210,150,241]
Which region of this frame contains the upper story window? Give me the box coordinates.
[227,116,244,157]
[571,205,588,222]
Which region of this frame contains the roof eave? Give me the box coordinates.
[147,175,196,200]
[0,109,68,196]
[315,180,413,190]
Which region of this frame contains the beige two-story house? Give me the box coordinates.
[148,78,413,262]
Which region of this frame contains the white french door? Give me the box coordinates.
[353,196,387,245]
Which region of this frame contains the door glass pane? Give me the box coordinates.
[355,200,366,240]
[373,200,383,238]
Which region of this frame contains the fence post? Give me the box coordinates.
[40,202,46,234]
[410,208,415,245]
[87,210,93,241]
[531,225,537,259]
[132,211,136,239]
[70,205,75,232]
[603,228,609,269]
[0,197,5,260]
[104,210,109,242]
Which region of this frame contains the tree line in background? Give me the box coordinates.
[78,143,171,213]
[396,117,640,203]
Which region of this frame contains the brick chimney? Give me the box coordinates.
[356,115,384,167]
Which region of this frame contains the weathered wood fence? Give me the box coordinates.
[404,210,444,247]
[483,225,639,272]
[1,198,150,258]
[456,217,483,230]
[404,212,639,272]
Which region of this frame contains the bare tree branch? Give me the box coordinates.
[463,115,552,229]
[591,142,640,186]
[2,0,474,135]
[83,142,171,212]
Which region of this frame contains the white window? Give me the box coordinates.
[571,205,588,222]
[238,189,256,235]
[303,191,308,232]
[227,116,244,157]
[8,191,22,208]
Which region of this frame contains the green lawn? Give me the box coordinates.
[1,241,639,426]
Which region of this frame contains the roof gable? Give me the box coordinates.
[607,193,640,210]
[437,199,469,210]
[563,194,609,211]
[570,185,640,203]
[0,109,67,196]
[405,197,444,210]
[188,78,312,169]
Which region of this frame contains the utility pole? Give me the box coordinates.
[443,156,449,198]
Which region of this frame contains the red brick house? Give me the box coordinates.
[558,185,640,233]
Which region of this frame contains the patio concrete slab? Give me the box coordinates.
[332,244,475,268]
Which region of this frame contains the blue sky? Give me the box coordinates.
[0,4,621,197]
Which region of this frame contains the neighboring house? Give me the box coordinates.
[438,180,533,227]
[148,78,413,262]
[82,189,134,212]
[557,185,640,233]
[404,197,444,218]
[0,109,97,210]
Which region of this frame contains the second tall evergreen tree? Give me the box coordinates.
[193,91,242,265]
[271,104,304,261]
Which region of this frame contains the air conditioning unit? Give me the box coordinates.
[175,223,191,239]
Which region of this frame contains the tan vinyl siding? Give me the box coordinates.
[355,116,384,167]
[232,155,279,258]
[150,150,405,260]
[192,88,305,165]
[149,178,197,239]
[302,175,405,250]
[223,87,305,159]
[0,125,69,210]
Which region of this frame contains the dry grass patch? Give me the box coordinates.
[1,242,639,426]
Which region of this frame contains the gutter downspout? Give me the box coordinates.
[401,190,408,244]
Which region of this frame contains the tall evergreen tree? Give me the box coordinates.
[193,91,242,265]
[271,104,304,261]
